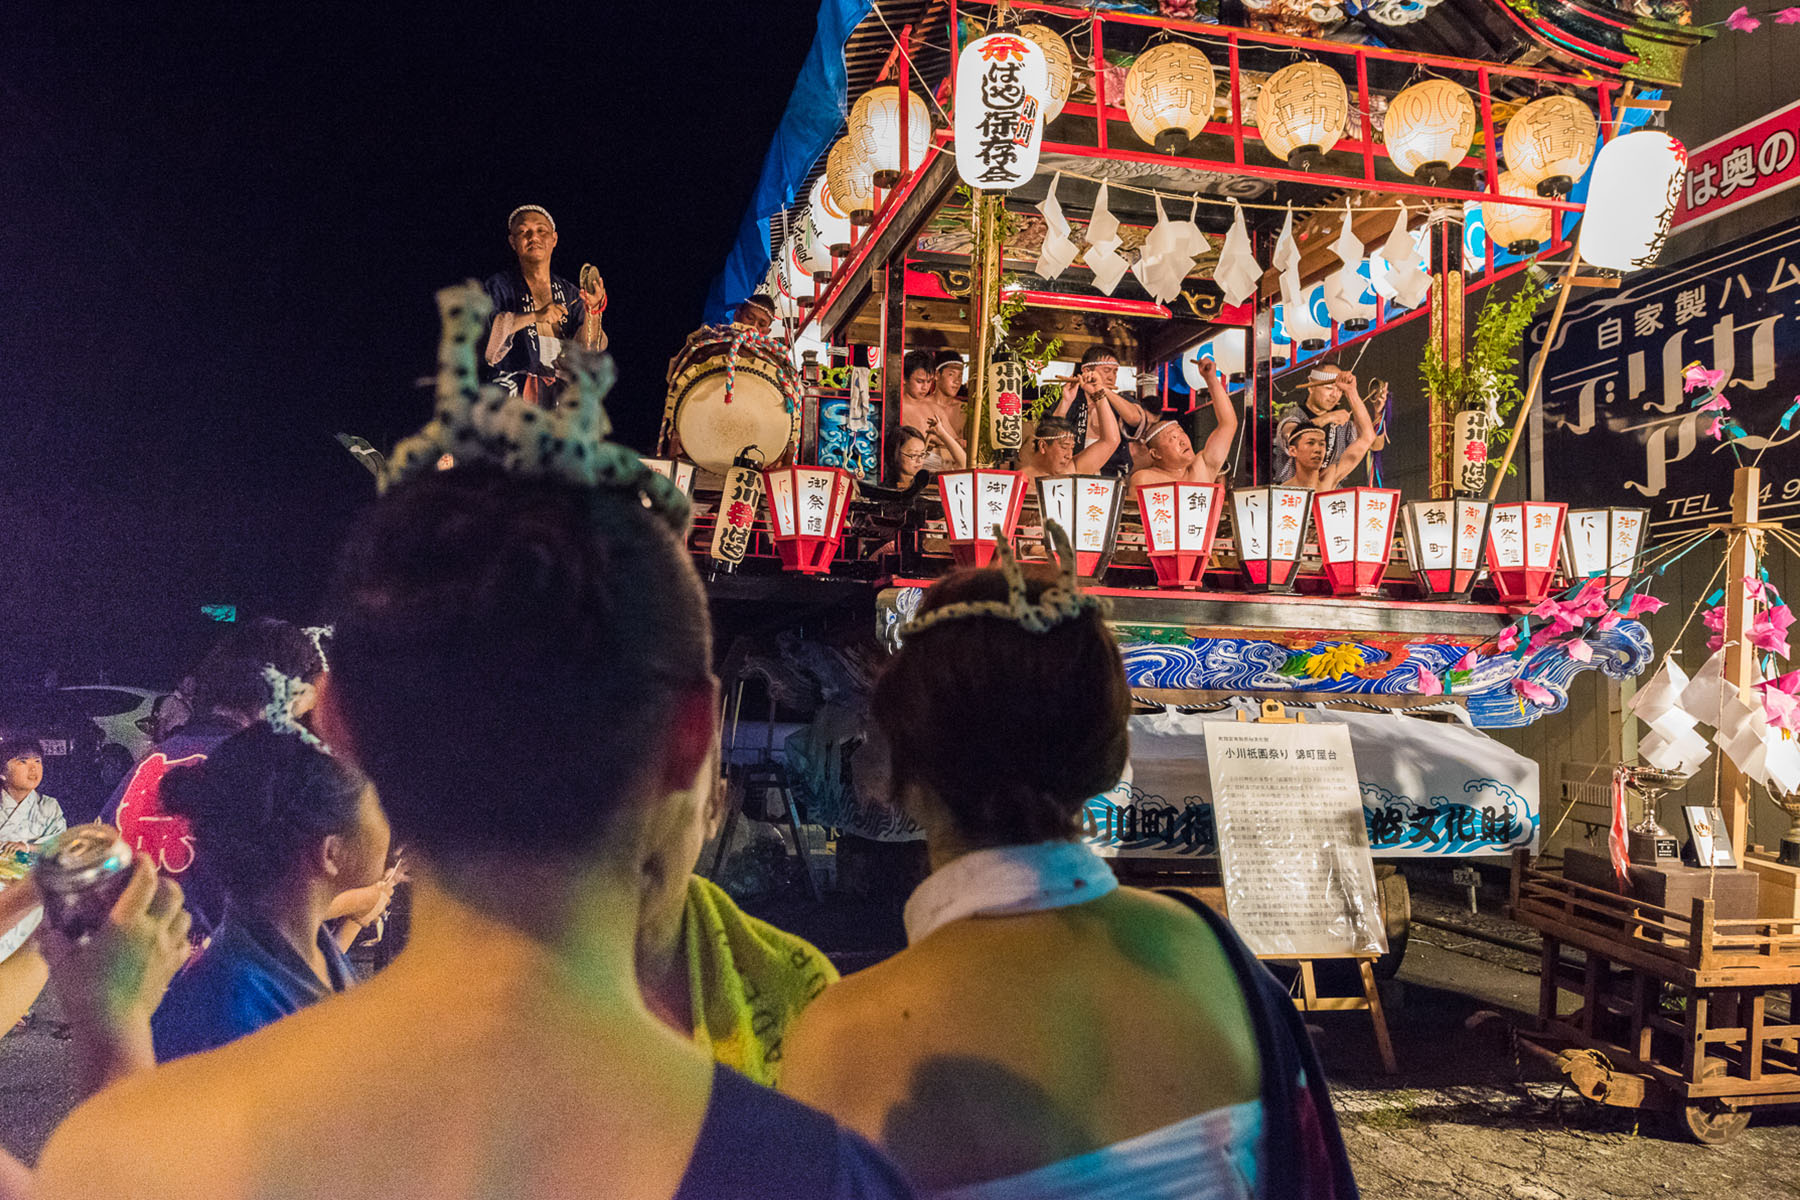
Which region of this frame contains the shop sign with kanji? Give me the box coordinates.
[1673,99,1800,232]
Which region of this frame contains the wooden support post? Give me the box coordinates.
[1427,217,1464,499]
[967,191,1006,467]
[1721,466,1762,865]
[880,260,906,481]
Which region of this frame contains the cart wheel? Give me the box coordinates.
[1372,866,1410,980]
[1678,1062,1751,1145]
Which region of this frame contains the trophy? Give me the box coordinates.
[1625,764,1686,866]
[1772,788,1800,867]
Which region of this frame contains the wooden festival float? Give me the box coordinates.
[661,0,1719,1076]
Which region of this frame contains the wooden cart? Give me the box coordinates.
[1514,866,1800,1143]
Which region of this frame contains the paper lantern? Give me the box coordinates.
[827,136,876,225]
[1502,94,1597,198]
[1562,506,1648,600]
[955,32,1049,191]
[1017,24,1073,122]
[1453,409,1494,495]
[990,357,1027,451]
[639,456,698,499]
[1312,487,1400,597]
[1485,501,1567,603]
[1122,43,1216,155]
[1402,498,1490,599]
[1036,475,1125,580]
[709,451,766,568]
[1136,480,1224,589]
[1384,79,1475,186]
[1255,61,1349,171]
[1211,328,1248,381]
[849,86,932,187]
[1578,131,1686,273]
[1482,170,1552,256]
[762,464,854,574]
[1289,284,1332,351]
[1231,485,1312,592]
[938,468,1027,566]
[795,219,832,282]
[809,176,854,257]
[1268,305,1294,366]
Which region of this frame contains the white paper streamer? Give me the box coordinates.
[1213,200,1260,308]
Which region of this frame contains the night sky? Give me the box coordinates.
[2,3,814,684]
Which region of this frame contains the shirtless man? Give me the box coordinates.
[1127,355,1239,487]
[1049,346,1150,476]
[1272,365,1387,485]
[1020,388,1121,482]
[899,350,968,472]
[1285,381,1377,491]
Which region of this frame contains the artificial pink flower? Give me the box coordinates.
[1749,615,1790,658]
[1567,638,1593,663]
[1417,666,1444,696]
[1709,633,1726,653]
[1497,625,1520,653]
[1574,583,1611,619]
[1745,575,1769,602]
[1624,593,1666,617]
[1455,649,1478,672]
[1703,605,1727,632]
[1779,6,1800,21]
[1708,416,1728,439]
[1514,678,1555,707]
[1726,5,1762,30]
[1770,603,1796,635]
[1531,596,1565,621]
[1599,610,1622,631]
[1760,673,1800,730]
[1529,627,1561,652]
[1684,363,1726,392]
[1698,394,1732,412]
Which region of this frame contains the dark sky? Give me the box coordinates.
[1,3,814,685]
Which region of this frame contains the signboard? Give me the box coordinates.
[1672,99,1800,233]
[1202,720,1386,957]
[954,33,1048,191]
[1537,216,1800,531]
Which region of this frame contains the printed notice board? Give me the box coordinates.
[1203,721,1388,958]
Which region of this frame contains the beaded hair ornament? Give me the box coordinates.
[376,283,690,534]
[260,666,327,753]
[900,519,1110,641]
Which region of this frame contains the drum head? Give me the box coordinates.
[672,359,797,475]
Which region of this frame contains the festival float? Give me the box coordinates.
[656,0,1721,1043]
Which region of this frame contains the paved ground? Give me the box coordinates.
[2,891,1798,1197]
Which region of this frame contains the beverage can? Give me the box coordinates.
[32,825,135,940]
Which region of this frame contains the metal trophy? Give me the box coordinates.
[1772,788,1800,868]
[1625,765,1687,866]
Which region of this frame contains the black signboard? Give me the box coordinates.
[1538,217,1800,530]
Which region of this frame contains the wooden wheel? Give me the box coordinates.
[1678,1061,1751,1145]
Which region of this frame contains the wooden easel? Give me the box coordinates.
[1225,698,1399,1074]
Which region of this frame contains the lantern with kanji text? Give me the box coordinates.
[1254,61,1349,171]
[1136,480,1224,589]
[1036,475,1125,580]
[938,468,1027,567]
[954,32,1049,191]
[1230,485,1312,592]
[639,456,698,500]
[1562,506,1648,600]
[761,464,854,574]
[1484,501,1567,603]
[1122,43,1216,155]
[1402,498,1490,599]
[1311,487,1401,597]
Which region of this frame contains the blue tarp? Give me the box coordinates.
[703,0,874,325]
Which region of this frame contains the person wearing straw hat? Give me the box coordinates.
[482,205,607,406]
[1271,365,1385,485]
[1128,353,1239,488]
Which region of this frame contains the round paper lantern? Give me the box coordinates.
[1578,130,1686,273]
[1254,61,1348,171]
[827,136,876,225]
[1017,24,1073,123]
[848,86,932,187]
[1122,43,1217,155]
[1502,94,1598,198]
[795,217,832,281]
[808,176,854,256]
[1482,170,1551,255]
[1384,79,1475,186]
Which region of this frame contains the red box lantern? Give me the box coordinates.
[761,464,854,574]
[1036,474,1126,581]
[1230,485,1312,593]
[1402,498,1490,599]
[1562,506,1648,600]
[1135,480,1224,589]
[640,456,698,499]
[1485,501,1567,603]
[938,469,1027,567]
[1311,487,1401,596]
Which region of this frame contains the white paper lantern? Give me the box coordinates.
[1211,328,1248,380]
[1035,475,1125,580]
[1485,501,1567,603]
[1136,480,1224,589]
[1402,498,1489,598]
[955,32,1049,191]
[827,136,876,225]
[1578,131,1686,273]
[849,86,932,187]
[1255,61,1349,170]
[1502,94,1598,197]
[1017,24,1073,123]
[938,468,1028,567]
[1482,170,1551,255]
[1122,43,1216,155]
[1231,485,1312,592]
[795,217,832,281]
[1312,487,1401,596]
[1384,79,1475,186]
[809,176,855,256]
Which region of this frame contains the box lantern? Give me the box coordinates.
[1231,485,1312,592]
[761,464,854,574]
[1036,475,1125,581]
[1402,498,1490,599]
[1562,506,1648,600]
[1136,480,1224,589]
[1485,501,1567,603]
[938,469,1027,567]
[639,456,698,499]
[1311,487,1401,597]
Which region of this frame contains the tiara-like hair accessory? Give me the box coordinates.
[261,666,327,753]
[900,519,1110,641]
[506,204,555,231]
[302,625,333,673]
[378,283,691,534]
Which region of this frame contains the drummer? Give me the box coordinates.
[482,205,607,406]
[731,293,778,336]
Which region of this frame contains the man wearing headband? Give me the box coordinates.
[1272,364,1386,484]
[1285,390,1377,491]
[1128,353,1239,487]
[482,205,607,405]
[1019,391,1120,482]
[1046,345,1151,477]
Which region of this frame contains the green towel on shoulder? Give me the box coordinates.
[683,875,838,1085]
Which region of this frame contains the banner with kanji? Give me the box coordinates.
[1673,99,1800,233]
[1537,216,1800,531]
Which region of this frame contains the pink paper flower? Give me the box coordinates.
[1531,596,1565,621]
[1497,625,1520,653]
[1684,363,1726,392]
[1514,677,1554,707]
[1765,688,1800,732]
[1704,605,1728,632]
[1698,394,1732,412]
[1745,575,1769,602]
[1417,666,1443,696]
[1709,633,1725,652]
[1708,416,1728,439]
[1455,650,1478,672]
[1624,593,1666,618]
[1599,610,1622,631]
[1770,603,1796,635]
[1749,615,1790,658]
[1726,5,1762,30]
[1567,638,1593,663]
[1780,6,1800,21]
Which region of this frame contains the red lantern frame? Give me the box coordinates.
[761,464,854,574]
[937,469,1027,567]
[1135,480,1224,589]
[1311,487,1402,596]
[1402,498,1490,599]
[1230,485,1313,593]
[1485,500,1568,603]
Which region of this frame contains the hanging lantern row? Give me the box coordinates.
[1256,61,1349,171]
[1482,170,1552,255]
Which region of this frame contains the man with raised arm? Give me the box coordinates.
[1020,383,1121,482]
[1127,354,1239,488]
[482,205,606,405]
[1285,377,1378,491]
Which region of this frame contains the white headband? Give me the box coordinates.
[1307,366,1340,385]
[507,205,555,232]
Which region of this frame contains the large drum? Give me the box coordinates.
[664,327,802,475]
